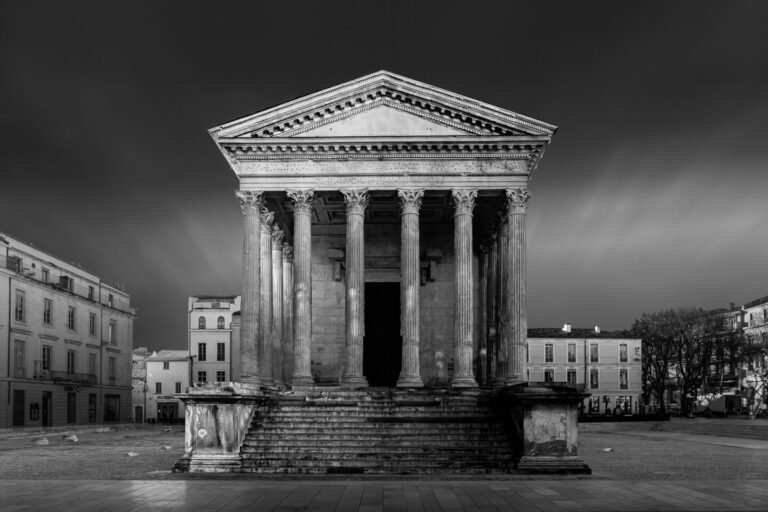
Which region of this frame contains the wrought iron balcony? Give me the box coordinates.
[33,362,97,385]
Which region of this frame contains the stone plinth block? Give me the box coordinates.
[174,389,266,473]
[498,383,591,474]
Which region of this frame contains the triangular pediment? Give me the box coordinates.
[211,71,557,140]
[293,104,472,137]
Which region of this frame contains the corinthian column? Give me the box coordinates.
[259,209,275,386]
[495,209,510,386]
[478,244,488,386]
[282,244,294,384]
[288,190,315,388]
[271,229,285,387]
[486,233,498,384]
[506,188,531,384]
[397,189,425,388]
[451,189,478,388]
[341,190,369,388]
[235,190,262,386]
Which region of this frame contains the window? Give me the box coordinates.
[43,298,53,325]
[108,294,114,307]
[163,361,170,370]
[155,382,162,394]
[544,369,554,382]
[567,369,577,386]
[635,346,641,357]
[619,344,628,363]
[764,309,768,323]
[217,316,225,329]
[175,382,181,394]
[14,289,25,322]
[108,319,117,343]
[41,268,49,283]
[67,306,76,331]
[89,353,97,377]
[88,394,97,423]
[108,357,116,385]
[198,343,207,361]
[590,343,599,363]
[590,368,599,389]
[567,343,576,363]
[197,371,207,384]
[67,350,76,374]
[544,343,553,363]
[42,346,52,371]
[89,313,97,336]
[620,369,628,390]
[217,343,226,362]
[198,316,206,329]
[88,286,95,300]
[216,371,226,382]
[13,340,25,379]
[104,395,120,421]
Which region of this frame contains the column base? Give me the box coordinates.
[451,376,478,388]
[239,375,261,388]
[291,375,315,388]
[341,375,368,389]
[504,377,527,387]
[396,375,424,388]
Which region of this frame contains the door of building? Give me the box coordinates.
[158,403,178,423]
[12,390,24,426]
[42,392,52,426]
[363,282,402,387]
[67,393,76,423]
[134,405,144,423]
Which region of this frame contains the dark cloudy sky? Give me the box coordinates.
[2,1,767,350]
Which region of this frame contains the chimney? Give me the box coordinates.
[562,323,572,334]
[595,325,601,334]
[729,302,735,311]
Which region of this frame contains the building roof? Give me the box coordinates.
[744,295,768,309]
[146,350,189,362]
[528,328,636,339]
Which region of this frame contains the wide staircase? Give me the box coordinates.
[240,388,516,474]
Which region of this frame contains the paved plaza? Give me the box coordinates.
[1,418,768,510]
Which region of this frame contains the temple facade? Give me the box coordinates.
[209,71,556,390]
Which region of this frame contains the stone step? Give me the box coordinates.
[246,428,509,437]
[241,458,514,470]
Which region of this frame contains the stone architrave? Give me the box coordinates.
[282,244,294,382]
[288,190,315,388]
[451,189,478,388]
[495,209,510,386]
[258,209,275,386]
[396,189,425,388]
[341,190,369,388]
[235,190,262,386]
[506,188,531,384]
[271,229,285,386]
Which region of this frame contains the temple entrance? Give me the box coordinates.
[363,282,402,386]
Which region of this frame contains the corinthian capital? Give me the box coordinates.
[260,209,275,233]
[451,189,477,216]
[235,190,263,215]
[287,190,315,214]
[398,189,424,215]
[282,243,293,262]
[271,229,285,250]
[506,188,532,214]
[341,189,370,215]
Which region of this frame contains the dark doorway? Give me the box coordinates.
[12,390,24,426]
[363,282,401,386]
[42,392,52,426]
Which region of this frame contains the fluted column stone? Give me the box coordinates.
[495,210,510,386]
[271,229,285,386]
[506,188,531,384]
[282,244,294,384]
[288,190,315,387]
[396,189,424,388]
[235,190,262,386]
[259,209,274,386]
[486,233,498,383]
[341,190,369,388]
[478,244,488,386]
[451,189,478,388]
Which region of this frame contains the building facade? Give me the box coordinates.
[145,350,189,422]
[132,347,149,422]
[527,329,642,414]
[0,233,135,427]
[188,296,239,385]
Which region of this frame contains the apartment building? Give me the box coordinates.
[145,350,189,422]
[0,233,135,427]
[188,296,240,386]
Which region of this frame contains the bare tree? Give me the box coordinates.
[631,311,674,414]
[741,323,768,418]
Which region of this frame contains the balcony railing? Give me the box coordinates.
[33,362,97,386]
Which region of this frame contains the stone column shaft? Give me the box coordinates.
[495,213,510,385]
[486,235,498,383]
[342,190,369,388]
[506,188,531,384]
[235,190,262,386]
[451,189,478,388]
[478,245,488,386]
[288,190,315,387]
[397,189,424,388]
[259,210,274,386]
[271,230,285,386]
[282,244,294,384]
